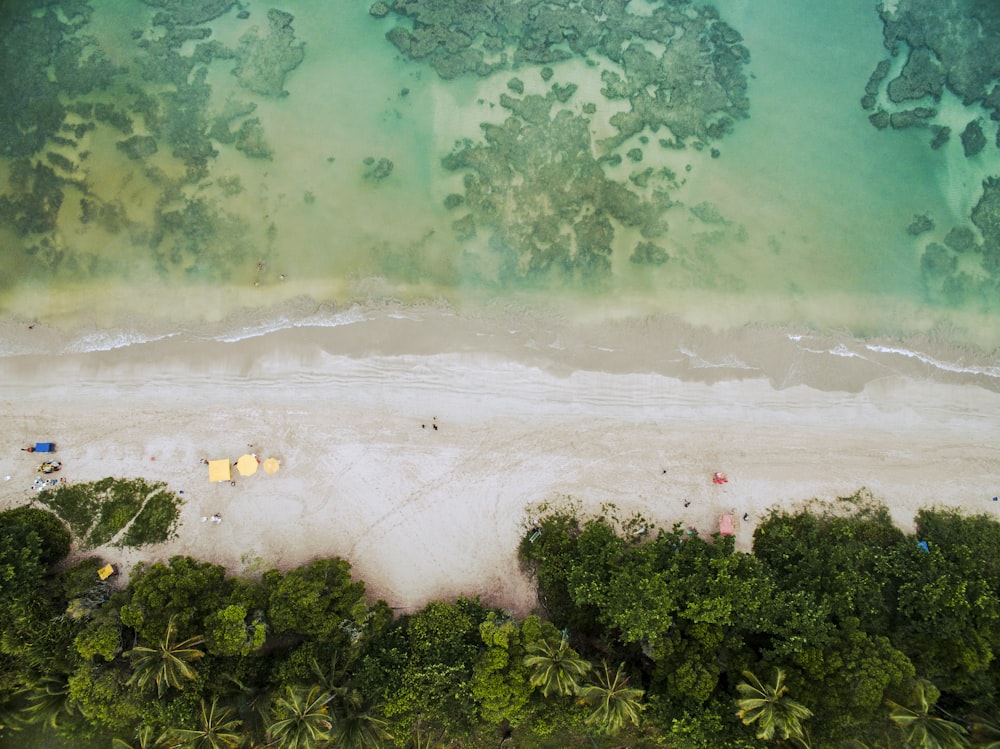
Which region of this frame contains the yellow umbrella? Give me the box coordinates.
[236,454,259,477]
[262,457,280,474]
[208,459,231,482]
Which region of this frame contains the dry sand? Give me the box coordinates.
[2,316,1000,616]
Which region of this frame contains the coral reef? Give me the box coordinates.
[0,160,64,236]
[233,9,305,97]
[117,135,159,160]
[919,178,1000,307]
[141,0,235,25]
[234,118,272,159]
[865,0,1000,138]
[960,120,986,157]
[0,0,289,283]
[378,0,750,282]
[379,0,749,143]
[363,157,395,181]
[442,94,673,283]
[630,241,669,266]
[0,8,71,159]
[972,177,1000,272]
[906,214,934,236]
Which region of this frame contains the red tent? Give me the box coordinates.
[719,514,734,535]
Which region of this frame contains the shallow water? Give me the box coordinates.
[0,0,998,377]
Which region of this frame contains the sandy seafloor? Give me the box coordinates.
[1,0,999,613]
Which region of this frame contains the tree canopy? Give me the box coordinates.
[2,492,999,748]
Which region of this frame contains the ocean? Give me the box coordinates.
[0,0,998,389]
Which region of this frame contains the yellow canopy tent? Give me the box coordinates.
[97,564,116,581]
[262,457,280,474]
[208,459,231,482]
[236,454,259,477]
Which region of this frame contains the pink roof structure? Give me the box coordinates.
[719,514,735,535]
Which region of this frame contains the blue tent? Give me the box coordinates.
[917,541,929,553]
[34,443,54,453]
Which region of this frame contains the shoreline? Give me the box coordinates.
[2,318,1000,615]
[2,299,1000,392]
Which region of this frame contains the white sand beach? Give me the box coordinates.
[2,312,1000,615]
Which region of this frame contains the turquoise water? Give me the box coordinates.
[0,0,998,356]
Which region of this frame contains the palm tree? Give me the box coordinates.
[523,636,592,698]
[168,697,245,749]
[329,688,391,749]
[736,668,813,745]
[19,672,78,730]
[969,712,1000,748]
[112,725,174,749]
[406,722,446,749]
[265,685,334,749]
[223,673,271,743]
[576,661,645,735]
[126,616,205,697]
[309,652,349,697]
[886,680,969,749]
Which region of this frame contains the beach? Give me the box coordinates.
[1,0,999,616]
[3,309,999,615]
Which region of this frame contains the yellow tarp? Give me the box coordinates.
[98,564,115,580]
[208,459,231,482]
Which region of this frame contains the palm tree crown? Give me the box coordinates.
[887,680,969,749]
[330,688,391,749]
[266,684,335,749]
[576,661,645,735]
[126,616,205,698]
[736,668,813,744]
[523,636,592,698]
[168,697,244,749]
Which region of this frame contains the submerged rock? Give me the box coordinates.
[906,214,934,236]
[140,0,235,25]
[972,177,1000,269]
[866,0,1000,135]
[888,107,935,129]
[233,9,305,97]
[374,0,750,148]
[117,135,159,160]
[929,125,950,149]
[630,241,669,265]
[944,226,977,253]
[363,157,394,181]
[960,120,986,157]
[887,46,944,103]
[234,117,272,159]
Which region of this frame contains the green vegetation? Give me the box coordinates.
[36,478,181,550]
[2,489,1000,747]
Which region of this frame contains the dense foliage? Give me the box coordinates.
[35,477,181,550]
[1,491,999,747]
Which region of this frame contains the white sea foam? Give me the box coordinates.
[865,344,1000,379]
[679,347,757,370]
[212,306,370,343]
[62,330,179,354]
[798,342,866,359]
